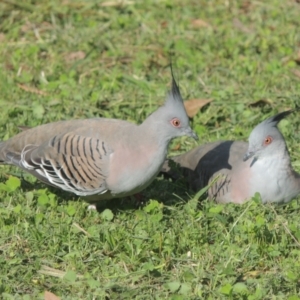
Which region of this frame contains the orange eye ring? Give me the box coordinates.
[171,118,181,127]
[264,136,273,145]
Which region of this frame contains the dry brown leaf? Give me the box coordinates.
[184,99,212,118]
[44,291,61,300]
[0,33,5,42]
[291,69,300,79]
[242,270,263,280]
[21,22,32,33]
[64,51,86,63]
[172,143,181,151]
[160,21,168,28]
[100,0,134,7]
[190,19,210,28]
[240,0,252,13]
[294,50,300,65]
[40,22,55,31]
[17,84,48,96]
[233,18,252,33]
[248,99,273,107]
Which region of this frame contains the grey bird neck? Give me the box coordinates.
[140,109,173,145]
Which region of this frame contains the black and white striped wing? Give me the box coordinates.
[6,133,112,196]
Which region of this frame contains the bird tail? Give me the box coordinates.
[0,141,7,163]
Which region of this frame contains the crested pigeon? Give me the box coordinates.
[0,73,198,202]
[161,110,300,204]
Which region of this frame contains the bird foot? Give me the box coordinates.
[87,204,97,210]
[133,193,145,207]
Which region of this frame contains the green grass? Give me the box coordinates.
[1,0,300,299]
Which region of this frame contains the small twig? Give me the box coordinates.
[38,266,66,278]
[123,261,129,274]
[38,265,84,278]
[2,0,35,12]
[72,222,91,237]
[269,205,300,248]
[17,84,48,96]
[225,200,253,239]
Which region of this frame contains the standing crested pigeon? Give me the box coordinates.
[0,72,198,202]
[161,110,300,204]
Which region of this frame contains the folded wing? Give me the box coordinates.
[5,132,112,196]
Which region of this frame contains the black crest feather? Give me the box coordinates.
[266,109,294,127]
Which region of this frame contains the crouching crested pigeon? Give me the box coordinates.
[0,72,197,202]
[161,110,300,204]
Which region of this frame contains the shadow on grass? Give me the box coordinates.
[12,172,195,213]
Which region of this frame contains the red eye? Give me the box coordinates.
[171,118,181,127]
[264,136,273,145]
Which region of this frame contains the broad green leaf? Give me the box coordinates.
[66,204,76,216]
[179,283,191,295]
[286,271,298,281]
[6,176,21,192]
[63,270,77,282]
[13,204,22,214]
[26,191,34,202]
[101,209,114,221]
[38,194,49,206]
[233,282,249,295]
[35,213,44,224]
[209,205,223,214]
[143,199,161,213]
[32,104,45,119]
[219,283,232,295]
[165,281,181,293]
[142,262,155,271]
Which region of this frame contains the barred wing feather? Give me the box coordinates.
[6,133,112,196]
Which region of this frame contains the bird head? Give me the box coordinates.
[243,110,293,162]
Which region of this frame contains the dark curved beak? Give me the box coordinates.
[189,129,199,141]
[192,131,198,141]
[243,151,255,162]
